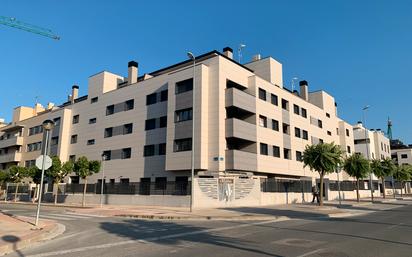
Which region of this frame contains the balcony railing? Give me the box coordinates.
[225,87,256,114]
[225,149,257,171]
[0,136,23,149]
[225,118,256,142]
[0,152,22,164]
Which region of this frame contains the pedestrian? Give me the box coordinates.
[311,185,319,204]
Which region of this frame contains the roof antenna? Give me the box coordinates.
[291,77,299,92]
[238,44,246,64]
[34,95,40,104]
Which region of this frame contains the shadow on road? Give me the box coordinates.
[218,206,329,220]
[2,235,24,257]
[100,219,282,257]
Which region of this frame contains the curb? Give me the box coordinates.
[115,214,288,221]
[3,201,93,209]
[0,220,65,256]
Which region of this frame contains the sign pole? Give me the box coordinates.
[35,130,49,226]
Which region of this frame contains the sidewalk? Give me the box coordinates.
[0,212,64,256]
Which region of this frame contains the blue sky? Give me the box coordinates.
[1,1,411,142]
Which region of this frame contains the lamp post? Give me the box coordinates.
[291,77,299,93]
[187,51,196,212]
[362,105,374,203]
[35,119,55,226]
[100,153,106,208]
[336,163,342,206]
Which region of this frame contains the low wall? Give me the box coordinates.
[43,193,190,207]
[328,189,380,201]
[260,192,313,205]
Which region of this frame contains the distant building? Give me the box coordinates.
[390,139,412,166]
[353,123,391,161]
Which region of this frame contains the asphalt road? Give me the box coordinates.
[2,202,412,257]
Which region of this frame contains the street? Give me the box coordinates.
[1,202,412,257]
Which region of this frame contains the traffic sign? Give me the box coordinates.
[35,155,52,170]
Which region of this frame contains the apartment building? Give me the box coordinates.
[353,123,391,161]
[391,139,412,166]
[0,47,356,185]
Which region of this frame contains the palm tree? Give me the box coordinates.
[393,164,412,197]
[73,157,101,207]
[344,153,370,202]
[45,157,73,204]
[373,158,395,198]
[303,142,343,206]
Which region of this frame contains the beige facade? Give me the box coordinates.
[353,123,391,161]
[0,47,357,186]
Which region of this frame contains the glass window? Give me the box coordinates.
[159,116,167,128]
[122,148,132,159]
[72,115,79,124]
[125,99,134,111]
[87,139,95,145]
[160,90,168,102]
[145,119,156,130]
[106,105,114,115]
[296,151,303,162]
[293,104,300,115]
[91,97,98,103]
[283,123,290,135]
[102,151,111,161]
[272,119,279,131]
[155,177,167,190]
[175,108,192,122]
[260,143,268,155]
[318,119,323,128]
[105,127,113,138]
[176,78,193,94]
[295,127,301,138]
[273,146,280,158]
[123,123,133,134]
[258,88,266,101]
[346,129,350,137]
[146,93,157,105]
[326,113,331,118]
[302,130,308,140]
[284,148,291,159]
[70,135,77,144]
[158,143,166,155]
[281,99,289,111]
[301,108,307,118]
[174,138,192,152]
[259,115,267,128]
[143,145,155,156]
[89,118,97,124]
[347,146,351,154]
[327,131,332,136]
[270,94,278,106]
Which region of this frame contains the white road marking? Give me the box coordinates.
[26,214,75,221]
[64,212,106,218]
[27,218,288,257]
[295,248,324,257]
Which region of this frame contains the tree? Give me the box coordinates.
[372,158,395,198]
[303,142,343,206]
[393,164,412,197]
[45,157,72,204]
[0,170,8,198]
[344,154,370,202]
[73,157,101,207]
[7,166,29,202]
[27,166,42,202]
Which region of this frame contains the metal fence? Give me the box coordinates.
[385,181,404,189]
[329,181,356,191]
[261,178,312,193]
[63,182,190,196]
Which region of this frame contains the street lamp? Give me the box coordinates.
[336,163,342,206]
[187,51,195,212]
[100,153,107,208]
[362,105,374,203]
[238,44,246,64]
[291,77,299,92]
[35,119,55,226]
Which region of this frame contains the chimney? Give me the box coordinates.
[223,47,233,59]
[71,85,79,104]
[128,61,138,85]
[299,80,308,101]
[252,54,261,61]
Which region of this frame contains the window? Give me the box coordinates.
[106,105,114,115]
[326,113,331,118]
[70,135,78,144]
[302,130,308,140]
[146,93,157,105]
[346,129,350,137]
[123,123,133,134]
[27,142,42,152]
[89,118,97,124]
[145,119,156,130]
[91,97,98,103]
[295,127,301,138]
[144,145,155,156]
[273,146,280,158]
[125,99,134,111]
[260,143,268,155]
[120,178,130,184]
[354,139,370,144]
[72,115,79,124]
[319,139,324,144]
[69,155,76,162]
[296,151,303,162]
[53,117,61,126]
[381,142,384,151]
[258,88,266,101]
[102,151,111,161]
[259,115,267,128]
[284,148,291,160]
[270,94,278,106]
[281,99,289,110]
[28,125,43,136]
[336,128,339,135]
[283,123,290,135]
[25,160,36,167]
[318,119,323,128]
[104,127,113,138]
[51,136,59,145]
[272,119,279,131]
[293,104,300,115]
[301,108,307,118]
[87,139,95,145]
[175,108,192,122]
[122,148,132,159]
[160,90,168,102]
[158,143,166,155]
[174,138,192,152]
[347,146,351,154]
[155,177,167,190]
[176,78,193,94]
[401,154,408,159]
[159,116,167,128]
[327,131,332,136]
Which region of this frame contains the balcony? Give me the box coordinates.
[225,88,256,114]
[0,152,22,164]
[225,118,256,142]
[0,136,23,149]
[225,150,257,171]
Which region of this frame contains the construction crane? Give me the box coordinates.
[0,15,60,40]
